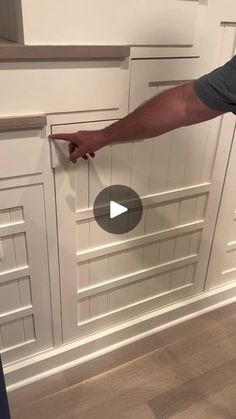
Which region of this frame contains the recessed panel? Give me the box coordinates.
[0,316,35,351]
[0,277,31,315]
[77,262,196,324]
[0,233,28,274]
[77,231,201,292]
[0,131,44,179]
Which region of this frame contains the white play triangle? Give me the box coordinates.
[110,200,128,219]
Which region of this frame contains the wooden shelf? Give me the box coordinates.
[0,42,130,61]
[0,115,46,132]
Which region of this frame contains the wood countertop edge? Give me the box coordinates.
[0,44,130,61]
[0,115,47,132]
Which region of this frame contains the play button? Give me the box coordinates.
[110,201,128,219]
[93,185,143,234]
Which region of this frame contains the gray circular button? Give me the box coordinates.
[93,185,143,234]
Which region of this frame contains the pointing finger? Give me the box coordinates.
[49,133,74,142]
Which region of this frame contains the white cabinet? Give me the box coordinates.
[201,24,236,291]
[0,185,53,364]
[17,0,198,46]
[0,126,55,365]
[129,56,236,294]
[206,119,236,290]
[52,61,232,343]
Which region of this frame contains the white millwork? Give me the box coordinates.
[52,56,234,344]
[15,0,198,46]
[0,59,130,117]
[0,128,56,366]
[1,0,236,392]
[206,26,236,291]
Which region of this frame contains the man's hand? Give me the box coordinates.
[49,130,109,163]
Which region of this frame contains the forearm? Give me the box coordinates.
[102,82,224,144]
[50,81,225,162]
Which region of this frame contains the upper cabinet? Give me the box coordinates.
[1,0,199,46]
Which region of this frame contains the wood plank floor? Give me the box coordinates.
[8,302,236,419]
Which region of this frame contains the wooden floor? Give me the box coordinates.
[8,302,236,419]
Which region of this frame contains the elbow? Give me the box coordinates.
[182,82,224,125]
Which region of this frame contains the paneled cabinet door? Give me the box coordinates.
[0,185,53,364]
[206,119,236,290]
[202,24,236,291]
[53,85,232,343]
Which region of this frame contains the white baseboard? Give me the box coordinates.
[5,283,236,392]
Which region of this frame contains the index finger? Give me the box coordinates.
[49,133,74,142]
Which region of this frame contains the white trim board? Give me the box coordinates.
[5,282,236,391]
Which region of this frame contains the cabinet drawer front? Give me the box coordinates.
[21,0,198,46]
[130,58,202,111]
[0,60,130,116]
[0,130,45,179]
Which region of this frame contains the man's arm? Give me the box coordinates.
[103,82,223,142]
[50,81,224,163]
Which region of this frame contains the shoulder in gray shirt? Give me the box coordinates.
[194,55,236,114]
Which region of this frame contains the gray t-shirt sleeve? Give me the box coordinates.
[193,55,236,114]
